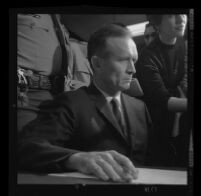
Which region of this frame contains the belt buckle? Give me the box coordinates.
[17,68,28,92]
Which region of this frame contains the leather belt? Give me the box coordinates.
[17,68,65,95]
[18,68,52,90]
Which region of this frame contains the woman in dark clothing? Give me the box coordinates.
[136,15,188,167]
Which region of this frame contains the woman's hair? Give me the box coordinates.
[87,24,132,63]
[145,22,157,31]
[146,15,163,27]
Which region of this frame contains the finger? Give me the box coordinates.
[123,166,139,180]
[109,150,139,179]
[90,162,109,181]
[100,152,132,182]
[109,150,137,172]
[96,158,122,182]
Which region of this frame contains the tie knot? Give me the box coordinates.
[111,98,120,107]
[111,98,121,113]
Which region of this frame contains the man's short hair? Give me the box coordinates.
[146,15,163,27]
[87,24,132,64]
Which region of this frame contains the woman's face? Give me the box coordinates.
[159,15,187,39]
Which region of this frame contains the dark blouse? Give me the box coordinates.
[136,35,186,166]
[136,36,186,109]
[136,35,186,139]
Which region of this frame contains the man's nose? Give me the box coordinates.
[127,60,136,74]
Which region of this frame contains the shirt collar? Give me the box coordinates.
[93,81,122,105]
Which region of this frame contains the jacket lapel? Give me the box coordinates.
[121,94,137,147]
[87,84,128,141]
[96,97,122,133]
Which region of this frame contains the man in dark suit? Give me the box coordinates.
[18,24,152,183]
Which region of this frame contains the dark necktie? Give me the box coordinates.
[111,98,127,137]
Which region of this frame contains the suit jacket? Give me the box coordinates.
[18,84,152,172]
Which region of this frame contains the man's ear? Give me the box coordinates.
[91,56,101,71]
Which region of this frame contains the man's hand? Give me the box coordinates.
[65,150,139,182]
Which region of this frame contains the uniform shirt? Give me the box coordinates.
[18,14,62,76]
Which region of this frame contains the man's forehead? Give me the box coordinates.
[104,36,138,60]
[106,37,136,51]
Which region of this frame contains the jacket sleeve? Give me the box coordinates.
[18,93,80,172]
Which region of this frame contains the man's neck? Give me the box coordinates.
[159,33,177,45]
[93,79,121,98]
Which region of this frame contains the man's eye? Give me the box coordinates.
[132,58,137,64]
[118,58,127,62]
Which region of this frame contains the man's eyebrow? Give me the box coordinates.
[118,56,138,62]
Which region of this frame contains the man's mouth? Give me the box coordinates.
[123,78,132,82]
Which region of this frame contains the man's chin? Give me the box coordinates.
[120,83,131,91]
